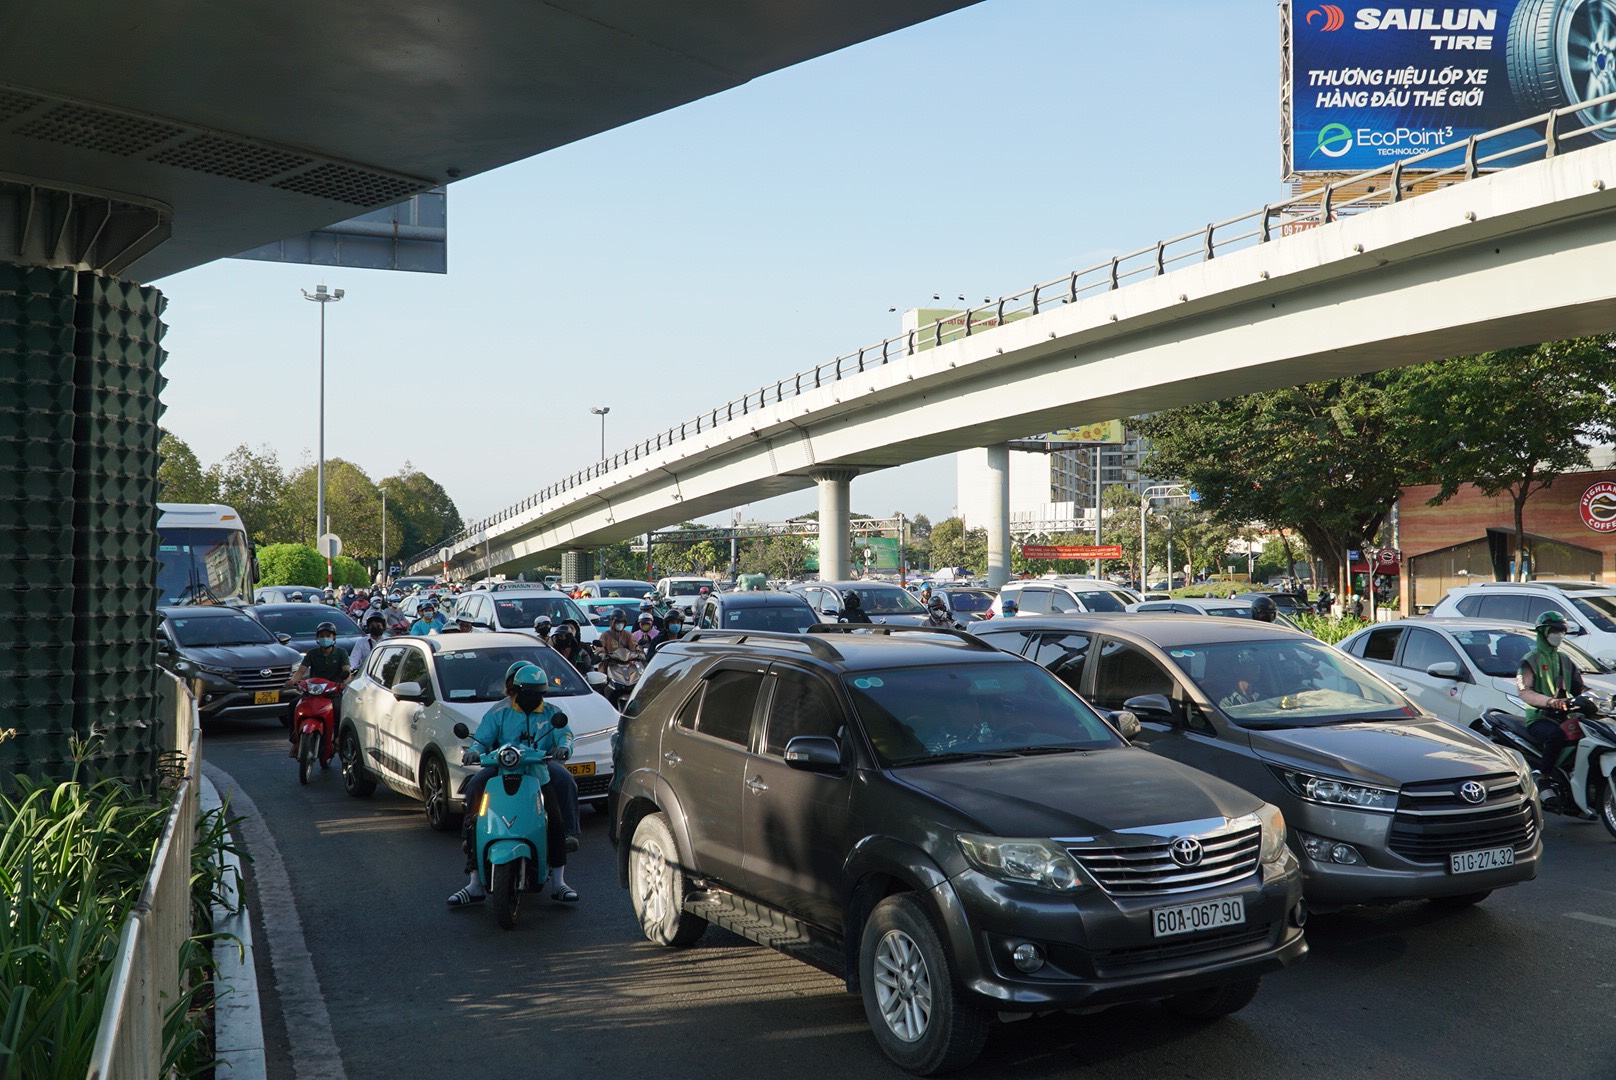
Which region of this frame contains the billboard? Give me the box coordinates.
[1022,544,1124,560]
[904,307,1033,351]
[1286,1,1616,175]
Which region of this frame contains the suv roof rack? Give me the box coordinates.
[805,624,998,651]
[1473,580,1606,591]
[681,628,844,661]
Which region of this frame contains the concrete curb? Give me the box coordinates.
[202,774,268,1080]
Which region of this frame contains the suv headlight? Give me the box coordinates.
[1254,804,1288,865]
[1504,749,1534,794]
[956,834,1086,893]
[1274,768,1398,811]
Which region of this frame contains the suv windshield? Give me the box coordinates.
[1570,595,1616,633]
[255,607,360,636]
[433,646,591,702]
[850,587,925,615]
[1167,639,1413,728]
[662,579,710,598]
[844,661,1124,765]
[169,614,276,647]
[490,595,588,629]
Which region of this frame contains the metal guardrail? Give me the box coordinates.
[410,92,1616,570]
[86,673,201,1080]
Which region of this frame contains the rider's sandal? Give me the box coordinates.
[447,887,486,908]
[551,886,579,903]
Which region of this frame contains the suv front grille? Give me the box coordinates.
[1067,824,1261,897]
[1388,775,1536,861]
[233,665,293,692]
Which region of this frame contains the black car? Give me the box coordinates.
[789,580,930,625]
[696,590,819,633]
[157,606,305,724]
[611,625,1304,1075]
[932,585,996,622]
[251,603,363,655]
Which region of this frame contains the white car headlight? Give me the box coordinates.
[957,834,1086,892]
[1276,768,1398,811]
[1254,804,1288,865]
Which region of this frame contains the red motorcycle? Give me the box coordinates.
[290,677,342,785]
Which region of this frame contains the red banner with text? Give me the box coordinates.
[1022,544,1123,561]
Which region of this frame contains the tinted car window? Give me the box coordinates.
[696,669,763,746]
[255,607,360,636]
[1570,595,1616,633]
[1400,629,1461,673]
[394,649,430,689]
[763,671,842,756]
[1362,627,1405,662]
[848,587,924,615]
[720,602,817,633]
[1090,640,1177,711]
[374,646,406,684]
[844,661,1123,764]
[1027,631,1092,684]
[1071,589,1128,612]
[1452,628,1534,676]
[1048,590,1082,614]
[168,614,276,647]
[1016,587,1051,614]
[625,653,700,719]
[944,591,993,613]
[1522,595,1563,624]
[1476,594,1529,623]
[1455,595,1483,617]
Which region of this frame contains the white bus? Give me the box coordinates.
[156,503,258,606]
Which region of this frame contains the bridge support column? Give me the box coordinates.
[985,443,1011,588]
[812,469,858,581]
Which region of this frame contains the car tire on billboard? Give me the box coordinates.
[1507,0,1616,140]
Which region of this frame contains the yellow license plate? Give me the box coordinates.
[566,761,596,777]
[254,690,281,705]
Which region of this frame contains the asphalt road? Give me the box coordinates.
[204,715,1616,1080]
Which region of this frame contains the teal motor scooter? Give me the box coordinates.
[453,718,562,929]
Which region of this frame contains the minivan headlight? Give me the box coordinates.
[956,834,1085,893]
[1254,805,1287,865]
[1275,768,1398,811]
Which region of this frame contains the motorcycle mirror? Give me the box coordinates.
[452,722,471,739]
[551,711,568,728]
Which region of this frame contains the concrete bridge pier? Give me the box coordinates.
[984,443,1011,588]
[812,469,858,581]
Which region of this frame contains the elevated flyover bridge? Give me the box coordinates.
[413,99,1616,585]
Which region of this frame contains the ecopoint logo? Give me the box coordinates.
[1313,122,1353,158]
[1307,5,1347,31]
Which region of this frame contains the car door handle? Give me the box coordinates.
[746,776,768,794]
[663,751,681,767]
[1391,680,1409,691]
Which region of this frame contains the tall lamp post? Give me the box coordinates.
[590,406,610,460]
[301,284,344,587]
[1140,483,1192,591]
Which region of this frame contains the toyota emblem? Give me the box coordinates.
[260,668,274,678]
[1169,837,1204,867]
[1459,780,1487,805]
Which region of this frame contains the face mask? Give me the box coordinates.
[1546,631,1565,648]
[514,687,545,712]
[317,636,335,647]
[667,623,683,634]
[611,621,625,631]
[368,626,383,638]
[553,633,572,646]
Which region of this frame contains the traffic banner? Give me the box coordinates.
[1022,544,1123,560]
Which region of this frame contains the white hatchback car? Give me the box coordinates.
[338,631,617,830]
[1337,617,1616,729]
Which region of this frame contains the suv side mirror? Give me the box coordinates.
[452,721,471,739]
[1426,661,1466,681]
[276,633,292,645]
[155,637,173,654]
[394,680,430,702]
[1566,621,1585,636]
[783,736,842,772]
[1109,710,1143,740]
[1122,694,1175,722]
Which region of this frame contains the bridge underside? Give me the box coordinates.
[428,142,1616,579]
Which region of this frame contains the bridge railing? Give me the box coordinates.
[410,91,1616,569]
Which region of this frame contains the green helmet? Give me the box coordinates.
[1535,610,1568,636]
[511,664,546,687]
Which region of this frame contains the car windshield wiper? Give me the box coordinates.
[891,749,1019,766]
[1002,745,1083,756]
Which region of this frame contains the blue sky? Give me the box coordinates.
[155,0,1283,528]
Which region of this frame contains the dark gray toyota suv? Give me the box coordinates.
[611,626,1305,1075]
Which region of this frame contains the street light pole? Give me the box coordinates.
[590,406,610,460]
[1140,483,1192,592]
[301,284,344,588]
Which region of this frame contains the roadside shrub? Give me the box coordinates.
[1291,613,1368,645]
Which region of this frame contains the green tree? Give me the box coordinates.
[381,465,464,562]
[156,430,216,503]
[594,539,640,579]
[1404,338,1616,580]
[929,517,987,574]
[255,543,326,586]
[759,534,812,580]
[284,458,391,563]
[207,443,293,546]
[1139,373,1419,593]
[1100,485,1144,581]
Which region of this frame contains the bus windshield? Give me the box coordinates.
[157,526,253,606]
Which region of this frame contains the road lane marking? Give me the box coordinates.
[205,762,347,1080]
[1565,911,1616,929]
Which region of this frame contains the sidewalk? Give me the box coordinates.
[201,775,268,1080]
